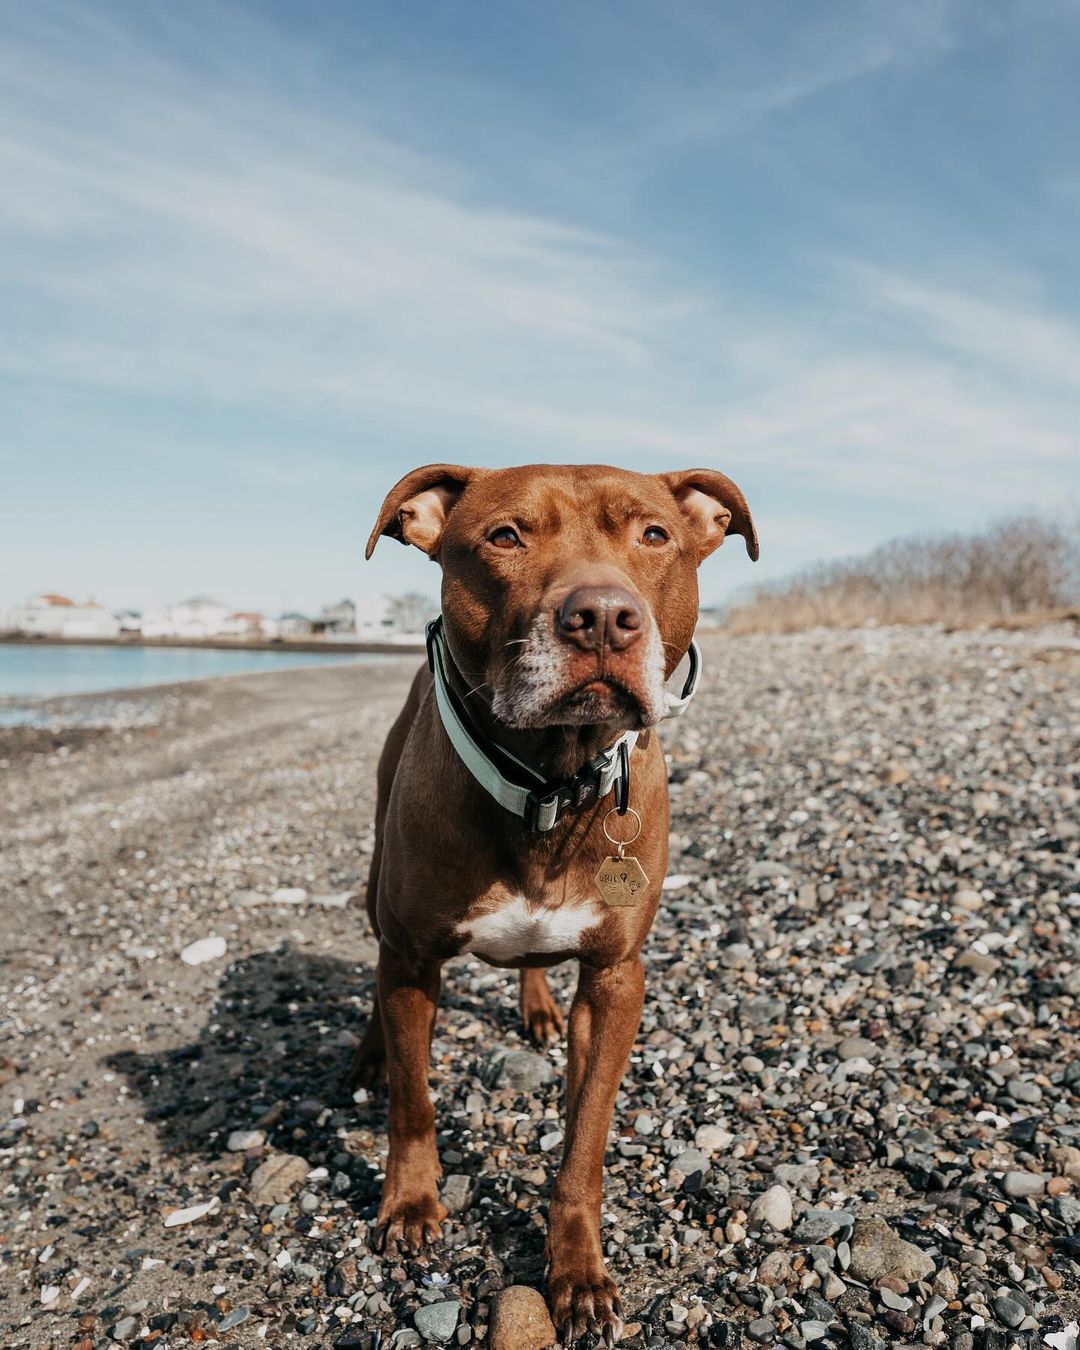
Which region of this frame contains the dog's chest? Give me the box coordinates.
[456,893,604,963]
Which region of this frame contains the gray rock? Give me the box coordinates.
[793,1209,855,1243]
[217,1307,250,1332]
[669,1148,710,1188]
[226,1128,265,1151]
[747,1318,777,1343]
[694,1123,734,1153]
[439,1173,475,1215]
[773,1161,820,1191]
[837,1035,878,1060]
[879,1288,911,1311]
[747,861,791,881]
[848,1216,934,1284]
[1056,1194,1080,1229]
[848,1324,885,1350]
[922,1295,948,1325]
[414,1299,460,1343]
[1001,1170,1048,1198]
[113,1317,140,1341]
[992,1295,1025,1329]
[482,1048,555,1092]
[249,1152,310,1205]
[748,1183,793,1231]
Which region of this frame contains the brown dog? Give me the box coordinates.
[349,463,757,1344]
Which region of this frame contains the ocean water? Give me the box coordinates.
[0,643,385,703]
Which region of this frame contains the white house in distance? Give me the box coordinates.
[141,596,235,639]
[4,593,122,638]
[313,595,437,642]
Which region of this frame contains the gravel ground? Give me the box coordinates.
[1,626,1078,1350]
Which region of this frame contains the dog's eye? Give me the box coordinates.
[488,526,523,550]
[642,526,669,546]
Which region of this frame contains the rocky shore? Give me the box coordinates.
[1,625,1078,1349]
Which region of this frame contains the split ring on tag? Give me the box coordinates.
[595,807,649,907]
[602,806,642,851]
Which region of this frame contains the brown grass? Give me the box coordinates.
[724,514,1080,635]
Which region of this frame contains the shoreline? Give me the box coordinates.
[0,632,426,655]
[0,646,424,723]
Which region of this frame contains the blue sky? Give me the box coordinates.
[2,0,1078,613]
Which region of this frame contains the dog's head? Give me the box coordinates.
[367,463,757,731]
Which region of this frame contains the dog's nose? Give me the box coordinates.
[556,586,643,653]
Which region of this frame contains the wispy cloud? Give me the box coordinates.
[850,264,1080,391]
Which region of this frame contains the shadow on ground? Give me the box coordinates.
[108,944,552,1289]
[109,946,377,1158]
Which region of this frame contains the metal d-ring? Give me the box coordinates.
[603,805,642,853]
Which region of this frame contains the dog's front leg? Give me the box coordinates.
[374,940,447,1251]
[548,956,644,1346]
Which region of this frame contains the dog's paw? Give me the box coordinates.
[375,1191,447,1254]
[548,1262,624,1346]
[521,990,565,1046]
[340,1032,387,1094]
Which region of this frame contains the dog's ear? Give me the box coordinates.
[365,464,475,560]
[659,469,759,563]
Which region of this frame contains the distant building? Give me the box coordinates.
[221,611,264,638]
[6,593,121,638]
[141,596,234,639]
[265,612,313,640]
[62,601,123,639]
[314,594,435,642]
[313,598,357,637]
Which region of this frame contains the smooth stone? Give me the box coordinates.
[793,1209,855,1242]
[484,1049,555,1092]
[271,886,308,903]
[179,935,226,966]
[489,1286,558,1350]
[1056,1195,1080,1228]
[837,1036,878,1061]
[217,1308,250,1332]
[1002,1171,1048,1198]
[992,1296,1025,1329]
[439,1173,475,1215]
[414,1300,460,1344]
[879,1288,911,1312]
[226,1129,265,1152]
[249,1153,311,1205]
[669,1149,710,1186]
[848,1216,934,1284]
[748,1184,793,1232]
[694,1123,734,1153]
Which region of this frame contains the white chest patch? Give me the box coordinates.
[458,894,603,963]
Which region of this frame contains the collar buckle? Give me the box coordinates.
[522,748,613,833]
[523,783,571,833]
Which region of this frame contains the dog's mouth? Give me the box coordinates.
[549,674,643,725]
[490,612,668,731]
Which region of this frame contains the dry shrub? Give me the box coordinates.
[725,513,1080,634]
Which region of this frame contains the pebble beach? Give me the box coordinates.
[2,625,1078,1350]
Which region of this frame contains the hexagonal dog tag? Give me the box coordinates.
[594,853,649,907]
